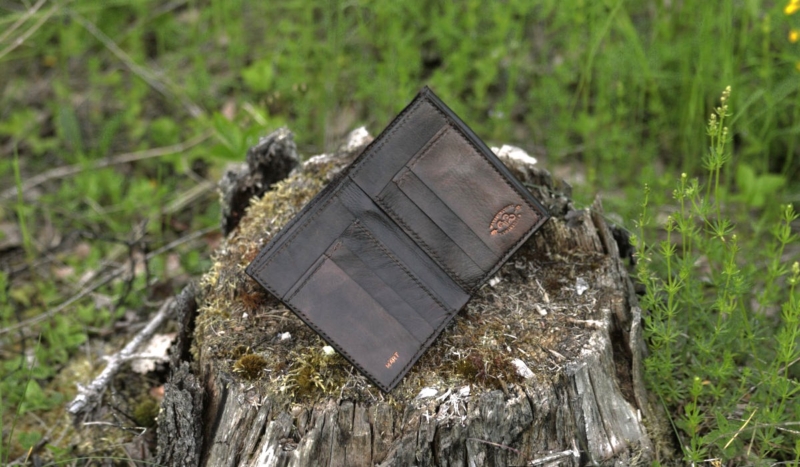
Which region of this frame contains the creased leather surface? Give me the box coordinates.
[246,87,550,392]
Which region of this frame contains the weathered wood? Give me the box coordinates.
[156,285,202,467]
[157,128,667,466]
[218,127,299,235]
[156,362,204,467]
[68,286,195,421]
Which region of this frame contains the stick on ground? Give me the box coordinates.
[67,296,176,421]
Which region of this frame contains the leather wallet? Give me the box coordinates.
[246,87,550,392]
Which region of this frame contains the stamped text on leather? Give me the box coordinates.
[490,204,522,236]
[385,351,400,368]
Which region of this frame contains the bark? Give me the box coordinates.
[158,129,667,466]
[218,127,299,235]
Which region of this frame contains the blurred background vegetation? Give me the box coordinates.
[1,0,799,464]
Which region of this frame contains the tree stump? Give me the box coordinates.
[157,128,667,466]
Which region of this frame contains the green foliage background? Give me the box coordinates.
[1,0,799,464]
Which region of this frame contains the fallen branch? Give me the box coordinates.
[69,9,203,118]
[0,226,213,336]
[0,0,58,62]
[67,296,176,420]
[1,131,211,200]
[0,0,48,45]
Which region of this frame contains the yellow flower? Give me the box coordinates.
[786,1,800,15]
[791,29,800,42]
[796,61,800,71]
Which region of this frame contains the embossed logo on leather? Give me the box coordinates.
[490,204,522,236]
[385,351,399,369]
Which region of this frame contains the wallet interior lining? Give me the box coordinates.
[376,183,485,289]
[393,167,498,271]
[335,222,446,334]
[337,181,469,312]
[407,126,539,256]
[285,254,421,389]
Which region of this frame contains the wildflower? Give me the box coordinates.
[790,29,800,43]
[789,262,800,286]
[796,62,800,72]
[786,0,800,15]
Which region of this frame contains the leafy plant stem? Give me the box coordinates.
[13,147,34,263]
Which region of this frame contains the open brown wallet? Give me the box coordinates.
[246,87,550,392]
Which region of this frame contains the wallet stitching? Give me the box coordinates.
[255,262,393,391]
[254,95,425,280]
[286,301,391,391]
[386,309,454,388]
[350,98,424,180]
[405,124,450,171]
[394,168,412,187]
[392,166,498,272]
[426,106,538,214]
[258,264,395,392]
[422,105,544,288]
[352,222,450,316]
[374,195,471,291]
[280,257,389,390]
[282,219,452,392]
[283,259,413,393]
[413,124,529,215]
[251,192,341,279]
[284,256,328,304]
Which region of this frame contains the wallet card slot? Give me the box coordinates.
[352,99,447,198]
[249,196,354,299]
[285,255,421,391]
[336,221,449,331]
[377,182,485,289]
[249,170,345,271]
[326,235,435,343]
[406,125,542,258]
[338,181,470,313]
[393,167,498,272]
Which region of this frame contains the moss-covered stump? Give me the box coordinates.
[158,128,667,466]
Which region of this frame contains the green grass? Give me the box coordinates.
[634,88,800,464]
[1,0,799,464]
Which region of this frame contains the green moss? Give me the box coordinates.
[132,397,160,428]
[233,354,269,380]
[282,347,350,400]
[451,351,520,390]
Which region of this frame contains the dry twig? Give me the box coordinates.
[67,296,176,419]
[1,131,211,200]
[0,0,58,61]
[69,9,204,118]
[0,226,213,336]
